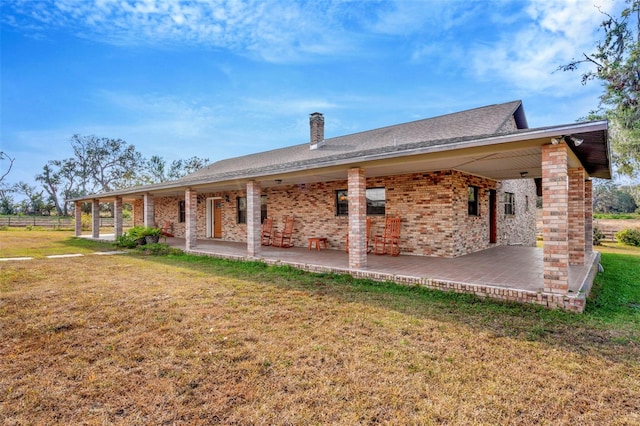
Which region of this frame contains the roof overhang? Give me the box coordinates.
[69,120,609,203]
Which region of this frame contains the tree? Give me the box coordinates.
[593,180,638,212]
[70,134,144,193]
[0,151,15,186]
[558,0,640,176]
[36,159,79,216]
[143,155,210,183]
[13,182,46,215]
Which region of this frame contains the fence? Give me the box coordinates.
[0,216,133,228]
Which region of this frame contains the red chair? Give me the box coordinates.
[272,216,294,248]
[374,217,401,256]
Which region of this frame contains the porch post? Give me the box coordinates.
[114,196,123,238]
[74,201,82,237]
[348,167,367,269]
[143,193,155,228]
[568,168,585,265]
[542,143,569,294]
[92,198,100,239]
[247,181,262,257]
[185,188,197,249]
[585,179,593,253]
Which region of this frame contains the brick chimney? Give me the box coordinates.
[309,112,324,149]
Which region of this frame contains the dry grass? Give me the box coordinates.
[1,231,639,425]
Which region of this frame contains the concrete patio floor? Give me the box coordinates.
[83,234,600,311]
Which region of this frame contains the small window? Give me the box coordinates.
[238,195,267,224]
[336,188,385,216]
[525,195,529,212]
[178,200,185,223]
[237,197,247,224]
[468,186,479,216]
[504,192,515,215]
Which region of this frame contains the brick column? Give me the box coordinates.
[585,179,593,253]
[185,189,197,249]
[542,143,569,294]
[143,193,154,227]
[92,199,100,239]
[114,196,123,238]
[74,201,82,236]
[568,168,585,265]
[247,181,261,257]
[348,168,367,269]
[132,199,144,227]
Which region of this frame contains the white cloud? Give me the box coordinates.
[470,0,617,96]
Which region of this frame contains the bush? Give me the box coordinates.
[113,226,163,248]
[615,228,640,247]
[114,233,138,249]
[593,226,605,246]
[81,213,92,230]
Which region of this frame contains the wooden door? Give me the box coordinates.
[214,200,222,238]
[489,190,497,244]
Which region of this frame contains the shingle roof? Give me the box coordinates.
[181,100,525,183]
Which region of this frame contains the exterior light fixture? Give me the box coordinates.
[520,171,528,178]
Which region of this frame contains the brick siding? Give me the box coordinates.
[151,170,537,258]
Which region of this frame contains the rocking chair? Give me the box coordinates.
[272,216,295,248]
[373,217,401,256]
[160,221,174,238]
[261,217,273,246]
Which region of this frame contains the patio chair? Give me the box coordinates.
[261,217,273,246]
[345,217,372,253]
[374,217,401,256]
[160,221,174,238]
[272,216,295,248]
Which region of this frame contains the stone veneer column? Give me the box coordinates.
[114,196,123,238]
[247,181,261,257]
[92,199,100,239]
[348,168,367,269]
[143,193,155,228]
[568,168,585,265]
[185,189,197,249]
[542,143,569,294]
[74,201,82,237]
[585,179,593,253]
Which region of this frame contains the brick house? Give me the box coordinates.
[72,100,610,311]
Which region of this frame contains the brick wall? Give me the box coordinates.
[150,170,537,258]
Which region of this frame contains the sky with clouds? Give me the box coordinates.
[1,0,619,188]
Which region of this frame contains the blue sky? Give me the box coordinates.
[1,0,619,189]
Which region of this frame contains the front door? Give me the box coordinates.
[489,190,497,244]
[206,198,223,238]
[213,200,222,238]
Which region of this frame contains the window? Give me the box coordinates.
[504,192,515,215]
[237,195,267,224]
[468,186,479,216]
[335,188,386,216]
[261,195,268,223]
[237,197,247,224]
[178,200,186,223]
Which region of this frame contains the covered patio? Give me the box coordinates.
[167,237,599,312]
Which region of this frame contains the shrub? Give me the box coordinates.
[615,228,640,247]
[81,213,92,230]
[593,226,605,246]
[114,233,138,249]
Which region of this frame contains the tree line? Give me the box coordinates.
[0,135,209,216]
